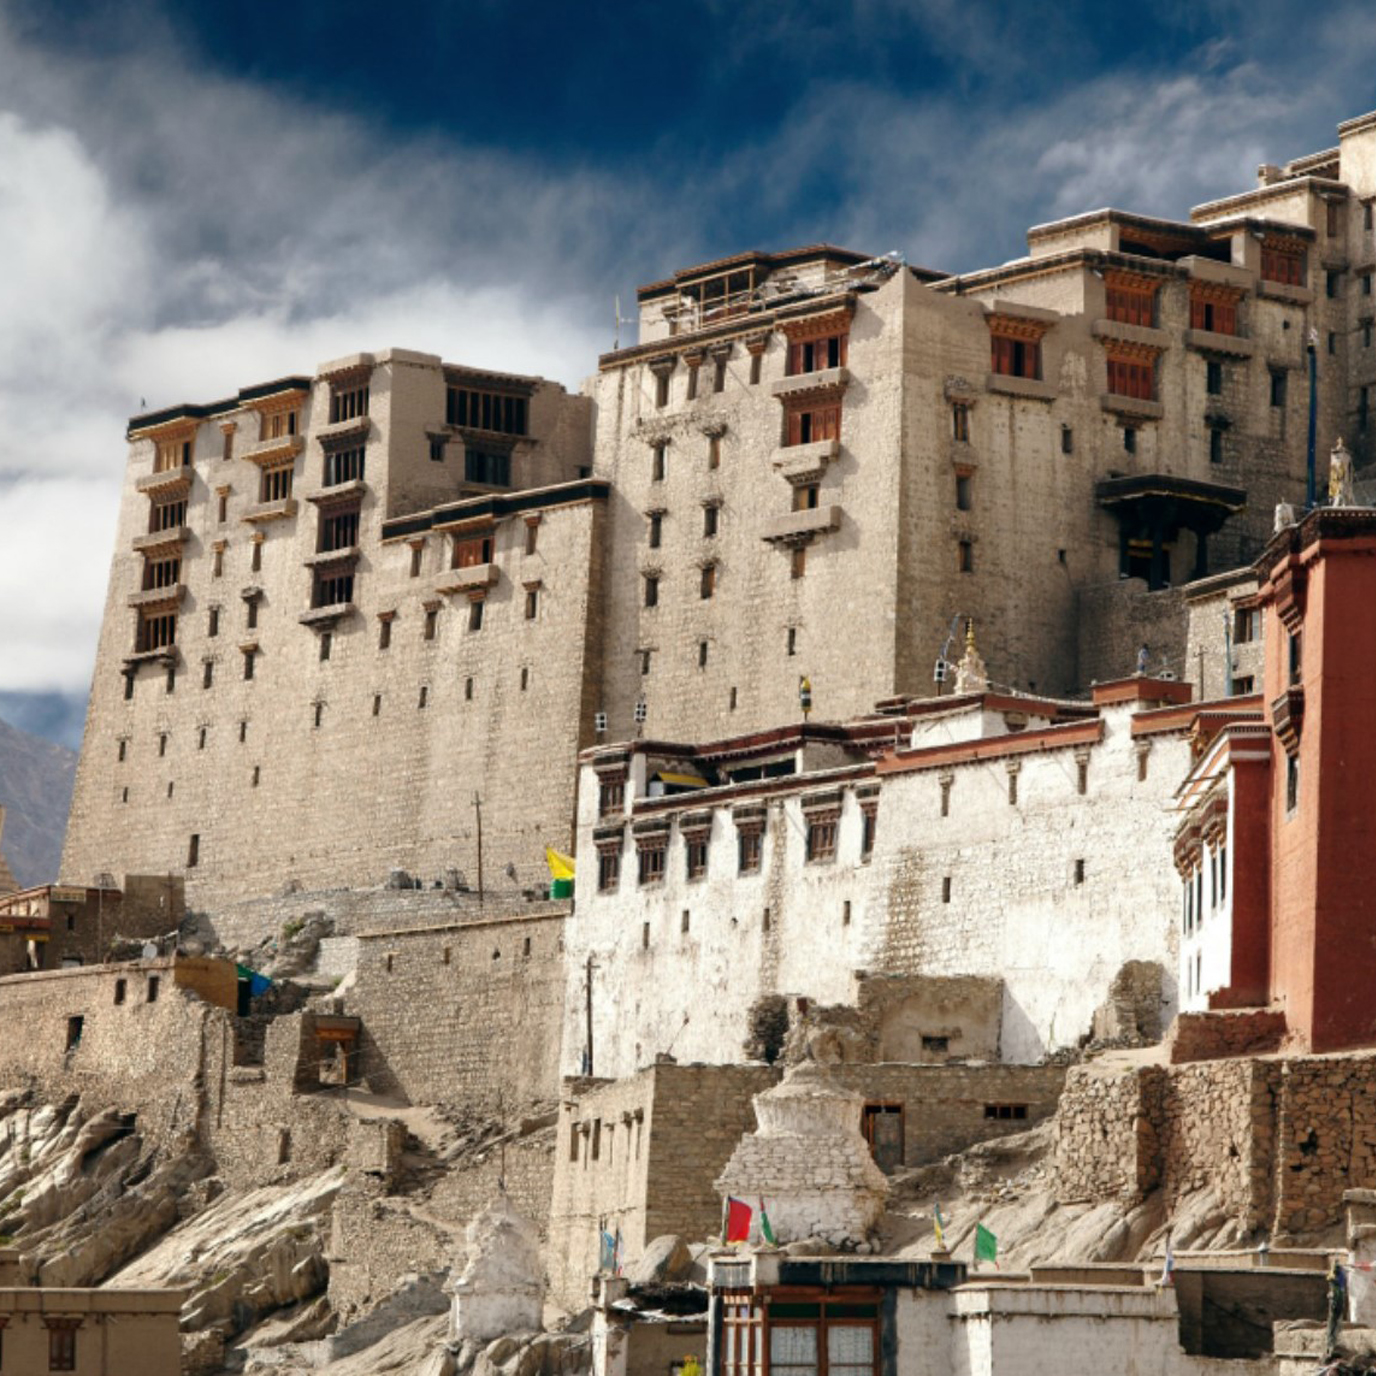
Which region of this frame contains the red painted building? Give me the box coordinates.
[1176,508,1376,1052]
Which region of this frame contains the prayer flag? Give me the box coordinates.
[545,848,576,880]
[1158,1237,1175,1287]
[933,1203,947,1251]
[975,1222,998,1267]
[599,1229,617,1273]
[725,1197,752,1244]
[759,1198,777,1246]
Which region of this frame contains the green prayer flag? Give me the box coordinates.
[759,1198,776,1247]
[975,1222,998,1266]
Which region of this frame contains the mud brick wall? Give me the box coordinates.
[827,1063,1066,1165]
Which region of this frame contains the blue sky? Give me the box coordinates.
[1,0,1374,747]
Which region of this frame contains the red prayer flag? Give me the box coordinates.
[725,1196,753,1243]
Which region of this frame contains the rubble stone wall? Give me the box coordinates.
[1054,1065,1165,1203]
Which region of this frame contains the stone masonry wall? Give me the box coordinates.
[348,911,567,1109]
[1056,1052,1376,1238]
[828,1063,1066,1166]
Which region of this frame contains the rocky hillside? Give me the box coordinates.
[0,712,77,888]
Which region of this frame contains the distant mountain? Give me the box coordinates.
[0,713,78,889]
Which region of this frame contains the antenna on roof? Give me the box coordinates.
[933,614,964,693]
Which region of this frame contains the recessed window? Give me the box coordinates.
[158,733,168,757]
[372,693,381,716]
[713,354,727,392]
[805,816,838,863]
[424,607,438,641]
[704,504,719,538]
[698,640,708,668]
[785,404,840,446]
[114,979,126,1006]
[652,442,667,481]
[1061,424,1073,454]
[445,385,527,435]
[468,600,484,632]
[418,685,429,709]
[1210,427,1225,464]
[1123,426,1137,454]
[738,830,762,874]
[708,435,722,469]
[1206,360,1223,394]
[729,686,737,710]
[117,739,127,762]
[465,677,474,700]
[319,631,332,662]
[1074,858,1085,885]
[379,617,392,650]
[525,520,539,555]
[329,379,370,423]
[239,720,248,743]
[429,434,446,463]
[520,666,529,691]
[680,908,692,933]
[187,834,199,868]
[787,627,797,657]
[654,371,669,408]
[324,445,366,486]
[685,360,699,400]
[148,974,161,1002]
[243,649,256,681]
[952,403,970,442]
[958,540,973,573]
[203,660,214,690]
[525,588,539,620]
[955,474,972,511]
[791,546,806,580]
[409,544,423,578]
[1270,369,1287,407]
[700,564,716,599]
[686,835,708,880]
[1327,269,1342,298]
[941,876,952,903]
[464,448,511,487]
[252,764,260,786]
[990,331,1041,379]
[644,574,659,608]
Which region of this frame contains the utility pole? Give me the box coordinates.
[584,953,596,1077]
[473,793,484,904]
[1307,327,1319,510]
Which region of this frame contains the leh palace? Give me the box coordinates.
[14,106,1376,1376]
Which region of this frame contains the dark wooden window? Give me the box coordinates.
[951,402,970,441]
[1190,295,1238,335]
[320,507,359,552]
[805,816,838,863]
[785,405,841,447]
[324,445,365,485]
[445,387,527,435]
[453,534,494,568]
[312,568,354,607]
[786,332,847,375]
[137,610,177,653]
[738,829,762,874]
[260,462,293,502]
[1106,282,1155,326]
[464,449,511,486]
[1260,244,1305,287]
[1107,355,1155,400]
[991,334,1041,379]
[329,382,370,423]
[685,836,709,880]
[638,844,666,885]
[597,848,620,892]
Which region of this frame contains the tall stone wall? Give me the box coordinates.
[1076,581,1188,689]
[349,911,567,1109]
[62,348,600,920]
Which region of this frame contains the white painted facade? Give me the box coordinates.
[565,682,1213,1078]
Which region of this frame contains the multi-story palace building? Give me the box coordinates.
[61,108,1376,919]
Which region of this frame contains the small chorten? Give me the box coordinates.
[953,619,988,695]
[714,1060,887,1249]
[449,1195,544,1344]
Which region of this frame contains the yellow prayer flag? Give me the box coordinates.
[546,847,576,881]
